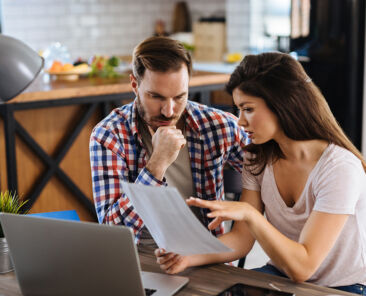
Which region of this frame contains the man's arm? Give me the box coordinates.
[90,125,186,242]
[90,126,166,242]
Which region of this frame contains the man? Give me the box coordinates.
[90,36,247,243]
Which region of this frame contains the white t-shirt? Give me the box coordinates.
[242,144,366,286]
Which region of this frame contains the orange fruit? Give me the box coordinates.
[61,63,74,72]
[49,60,62,72]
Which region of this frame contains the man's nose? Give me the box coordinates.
[161,100,174,118]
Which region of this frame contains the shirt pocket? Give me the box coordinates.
[205,154,224,171]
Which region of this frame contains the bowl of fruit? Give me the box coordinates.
[88,56,124,78]
[46,60,91,81]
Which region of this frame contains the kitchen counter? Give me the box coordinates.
[0,71,231,221]
[9,71,230,103]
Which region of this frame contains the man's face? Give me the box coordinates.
[130,64,189,131]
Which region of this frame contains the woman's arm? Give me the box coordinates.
[189,198,349,282]
[155,189,263,274]
[255,210,349,282]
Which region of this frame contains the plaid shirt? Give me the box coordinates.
[90,100,247,242]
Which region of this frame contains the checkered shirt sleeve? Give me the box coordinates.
[90,121,166,243]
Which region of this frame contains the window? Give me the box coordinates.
[250,0,291,53]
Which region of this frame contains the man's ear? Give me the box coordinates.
[130,74,138,96]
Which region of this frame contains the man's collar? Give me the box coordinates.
[130,100,142,144]
[183,101,201,136]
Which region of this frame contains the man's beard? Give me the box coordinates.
[136,94,182,132]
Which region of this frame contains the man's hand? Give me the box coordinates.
[146,126,186,180]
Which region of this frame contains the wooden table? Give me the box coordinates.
[0,71,230,221]
[0,245,355,296]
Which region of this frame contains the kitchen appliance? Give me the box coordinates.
[290,0,365,148]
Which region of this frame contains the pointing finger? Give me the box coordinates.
[187,197,219,210]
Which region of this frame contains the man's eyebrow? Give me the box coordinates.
[174,91,187,97]
[147,91,165,98]
[147,91,187,98]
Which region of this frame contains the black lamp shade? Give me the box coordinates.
[0,34,44,102]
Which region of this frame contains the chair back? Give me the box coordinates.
[223,168,246,268]
[223,168,243,201]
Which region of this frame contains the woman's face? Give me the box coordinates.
[233,88,281,144]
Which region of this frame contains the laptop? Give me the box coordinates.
[0,213,189,296]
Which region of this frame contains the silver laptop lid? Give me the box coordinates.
[0,213,145,296]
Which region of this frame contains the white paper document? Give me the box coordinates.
[121,182,233,255]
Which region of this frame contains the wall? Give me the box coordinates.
[226,0,250,53]
[1,0,226,61]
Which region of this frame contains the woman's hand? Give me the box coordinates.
[187,197,251,230]
[154,248,190,274]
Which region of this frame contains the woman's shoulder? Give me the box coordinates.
[312,144,366,214]
[324,144,361,162]
[318,144,364,174]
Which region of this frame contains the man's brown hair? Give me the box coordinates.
[132,36,192,83]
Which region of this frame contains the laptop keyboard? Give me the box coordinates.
[144,288,157,295]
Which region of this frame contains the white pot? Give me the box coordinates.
[0,237,14,273]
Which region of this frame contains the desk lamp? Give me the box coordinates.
[0,34,44,102]
[0,34,43,198]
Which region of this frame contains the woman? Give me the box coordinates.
[155,52,366,294]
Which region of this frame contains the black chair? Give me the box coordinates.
[223,168,246,268]
[223,168,243,201]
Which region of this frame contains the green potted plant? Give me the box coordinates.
[0,190,28,273]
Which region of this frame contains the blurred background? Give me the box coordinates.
[2,0,364,151]
[0,0,365,268]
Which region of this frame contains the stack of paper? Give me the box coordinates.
[122,182,232,255]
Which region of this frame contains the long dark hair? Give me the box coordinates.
[226,52,366,174]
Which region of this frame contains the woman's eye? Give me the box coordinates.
[243,108,253,112]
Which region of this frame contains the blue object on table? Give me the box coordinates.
[28,210,80,221]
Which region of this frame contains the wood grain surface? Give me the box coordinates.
[0,245,356,296]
